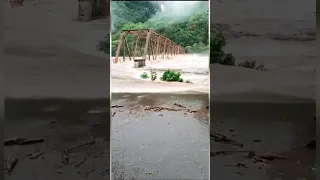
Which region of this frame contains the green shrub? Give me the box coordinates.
[161,70,183,82]
[150,69,157,81]
[210,27,237,66]
[140,72,149,79]
[210,29,226,64]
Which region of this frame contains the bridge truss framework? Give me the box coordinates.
[114,29,185,63]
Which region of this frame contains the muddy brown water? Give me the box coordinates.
[210,102,316,180]
[111,93,209,180]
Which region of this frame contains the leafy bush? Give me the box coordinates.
[161,70,183,82]
[210,29,226,64]
[210,29,237,65]
[140,72,149,79]
[150,69,157,81]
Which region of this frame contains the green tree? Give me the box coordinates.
[110,1,209,56]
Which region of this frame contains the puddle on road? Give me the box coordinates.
[111,93,209,180]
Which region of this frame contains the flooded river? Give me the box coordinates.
[111,55,209,93]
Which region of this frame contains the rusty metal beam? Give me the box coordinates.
[115,29,185,63]
[143,30,152,60]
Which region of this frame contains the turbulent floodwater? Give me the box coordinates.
[111,54,209,90]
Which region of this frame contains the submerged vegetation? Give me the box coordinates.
[150,69,157,81]
[140,69,184,82]
[210,26,266,71]
[140,72,149,79]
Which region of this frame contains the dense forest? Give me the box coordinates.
[110,1,209,56]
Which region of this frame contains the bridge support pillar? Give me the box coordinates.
[143,31,152,60]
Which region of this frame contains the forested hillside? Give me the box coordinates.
[110,1,209,56]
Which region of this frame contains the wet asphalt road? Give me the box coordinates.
[111,93,209,180]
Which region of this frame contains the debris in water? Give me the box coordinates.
[252,155,268,163]
[210,132,244,147]
[174,103,186,108]
[65,140,96,153]
[211,150,253,156]
[111,105,124,108]
[28,152,43,159]
[145,106,178,112]
[82,169,95,178]
[236,172,244,175]
[112,112,116,117]
[186,109,198,113]
[255,153,286,160]
[4,138,45,146]
[211,150,285,161]
[5,156,18,173]
[306,139,316,148]
[248,151,286,161]
[88,110,103,114]
[98,169,110,176]
[61,153,69,165]
[224,162,248,168]
[145,105,200,113]
[75,158,87,167]
[56,170,63,174]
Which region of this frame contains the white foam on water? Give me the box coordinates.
[111,54,209,93]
